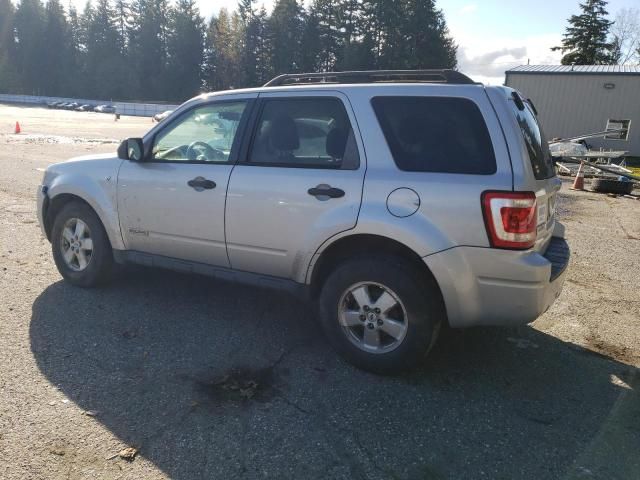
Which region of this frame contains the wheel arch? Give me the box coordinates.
[44,192,120,250]
[308,234,447,319]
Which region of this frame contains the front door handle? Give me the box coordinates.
[188,176,217,191]
[308,184,346,200]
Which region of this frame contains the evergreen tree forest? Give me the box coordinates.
[0,0,458,102]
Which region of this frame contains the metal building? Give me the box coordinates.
[505,65,640,157]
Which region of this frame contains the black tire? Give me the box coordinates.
[318,256,445,375]
[591,178,634,195]
[51,201,115,287]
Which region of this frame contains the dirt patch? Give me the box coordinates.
[585,334,637,365]
[194,366,278,405]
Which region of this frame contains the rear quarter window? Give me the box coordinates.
[511,98,556,180]
[371,96,497,174]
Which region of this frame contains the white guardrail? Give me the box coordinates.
[0,93,178,117]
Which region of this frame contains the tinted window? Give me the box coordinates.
[248,98,359,169]
[371,96,496,174]
[512,98,556,179]
[152,101,247,162]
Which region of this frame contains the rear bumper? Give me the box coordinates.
[424,237,570,328]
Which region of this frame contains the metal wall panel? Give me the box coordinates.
[505,73,640,156]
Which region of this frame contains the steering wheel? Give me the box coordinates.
[186,141,225,161]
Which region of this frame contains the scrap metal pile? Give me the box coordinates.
[549,128,639,196]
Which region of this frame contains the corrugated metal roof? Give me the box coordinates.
[506,65,640,75]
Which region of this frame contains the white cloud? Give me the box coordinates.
[460,4,478,15]
[455,33,564,85]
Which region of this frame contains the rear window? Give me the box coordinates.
[511,95,556,179]
[371,96,496,174]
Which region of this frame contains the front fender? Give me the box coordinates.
[46,168,124,251]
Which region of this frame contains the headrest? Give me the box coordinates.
[269,114,299,151]
[326,128,348,159]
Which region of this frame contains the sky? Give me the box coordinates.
[67,0,639,85]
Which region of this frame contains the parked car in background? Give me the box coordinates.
[76,104,95,112]
[37,70,569,374]
[95,105,115,113]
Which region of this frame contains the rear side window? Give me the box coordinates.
[371,96,496,174]
[511,94,555,179]
[248,98,359,169]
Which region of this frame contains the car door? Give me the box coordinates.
[117,96,255,266]
[225,91,366,280]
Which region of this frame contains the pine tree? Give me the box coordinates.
[237,0,273,86]
[166,0,205,101]
[114,1,132,55]
[309,0,341,71]
[337,0,364,69]
[552,0,615,65]
[13,0,47,94]
[269,0,305,75]
[237,0,254,24]
[42,0,69,96]
[0,0,15,58]
[402,0,457,69]
[237,0,257,86]
[0,0,19,91]
[65,5,84,95]
[254,6,273,84]
[205,8,241,90]
[129,0,170,99]
[301,6,322,72]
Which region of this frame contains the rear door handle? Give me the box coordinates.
[188,176,217,191]
[308,185,345,199]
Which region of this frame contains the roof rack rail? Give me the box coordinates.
[263,69,476,87]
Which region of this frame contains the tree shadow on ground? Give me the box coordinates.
[30,269,640,479]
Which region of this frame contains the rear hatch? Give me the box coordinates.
[509,91,561,253]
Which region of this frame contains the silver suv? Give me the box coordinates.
[37,70,569,373]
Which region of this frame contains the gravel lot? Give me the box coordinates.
[1,104,639,480]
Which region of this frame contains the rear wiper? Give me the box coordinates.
[511,91,525,111]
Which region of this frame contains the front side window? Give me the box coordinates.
[372,96,497,175]
[152,101,248,162]
[248,98,359,169]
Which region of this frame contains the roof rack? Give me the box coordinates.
[263,69,476,87]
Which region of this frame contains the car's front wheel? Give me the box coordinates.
[51,201,115,287]
[319,256,444,374]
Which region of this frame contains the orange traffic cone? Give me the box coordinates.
[571,161,585,191]
[14,121,21,134]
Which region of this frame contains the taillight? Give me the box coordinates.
[481,191,537,249]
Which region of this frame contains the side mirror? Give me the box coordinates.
[117,138,145,161]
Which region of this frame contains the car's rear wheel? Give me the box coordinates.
[51,201,115,287]
[319,256,444,374]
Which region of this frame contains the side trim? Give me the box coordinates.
[113,250,309,299]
